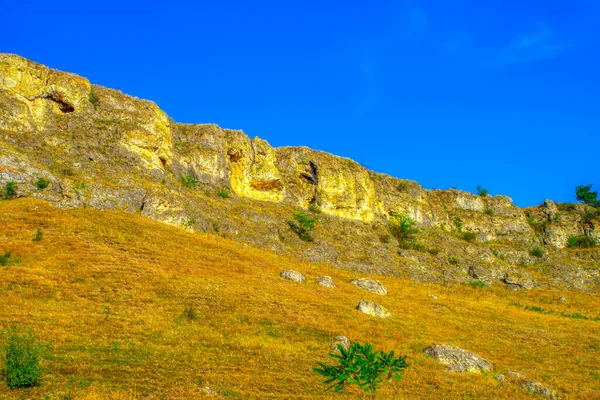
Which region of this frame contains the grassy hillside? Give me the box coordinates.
[0,198,599,399]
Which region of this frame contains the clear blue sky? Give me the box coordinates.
[5,0,599,207]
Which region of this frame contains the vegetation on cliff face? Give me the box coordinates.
[1,199,599,398]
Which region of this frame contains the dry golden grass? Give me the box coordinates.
[0,198,599,399]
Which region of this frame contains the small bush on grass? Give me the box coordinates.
[388,213,418,243]
[314,342,408,396]
[462,232,477,242]
[32,229,43,242]
[529,247,544,258]
[62,168,75,177]
[466,280,487,289]
[490,248,506,260]
[453,216,464,233]
[217,187,231,199]
[288,211,317,242]
[180,175,198,188]
[35,178,50,190]
[448,255,460,265]
[182,305,199,321]
[379,234,391,244]
[567,235,597,248]
[3,327,44,389]
[4,181,17,199]
[0,251,21,268]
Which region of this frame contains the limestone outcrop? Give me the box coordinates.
[1,53,598,289]
[424,344,493,373]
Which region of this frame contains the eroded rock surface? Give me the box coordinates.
[357,300,391,318]
[316,276,336,288]
[280,270,305,283]
[424,344,493,373]
[330,336,350,352]
[350,278,387,295]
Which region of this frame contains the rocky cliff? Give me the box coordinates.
[1,54,598,289]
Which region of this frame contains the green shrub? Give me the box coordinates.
[62,168,75,177]
[217,187,231,199]
[35,178,50,190]
[452,216,464,233]
[490,248,506,261]
[462,232,477,242]
[567,235,597,248]
[32,229,43,242]
[576,185,600,208]
[0,251,12,266]
[466,280,487,289]
[88,90,100,110]
[288,211,317,242]
[182,305,199,321]
[379,234,391,244]
[448,255,460,265]
[476,185,488,197]
[3,327,43,389]
[484,208,494,216]
[180,175,198,188]
[388,213,418,242]
[4,181,17,199]
[524,305,546,314]
[313,342,408,395]
[426,247,440,256]
[529,247,544,258]
[0,251,21,267]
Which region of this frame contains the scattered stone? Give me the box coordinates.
[357,300,391,318]
[495,374,505,382]
[316,276,335,288]
[519,379,557,398]
[558,296,567,302]
[280,270,305,283]
[330,335,350,352]
[428,294,438,300]
[468,265,491,283]
[423,344,493,373]
[503,270,534,290]
[505,283,522,291]
[507,371,526,379]
[199,385,215,396]
[350,278,387,295]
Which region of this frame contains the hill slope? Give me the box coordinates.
[1,53,599,290]
[1,198,600,398]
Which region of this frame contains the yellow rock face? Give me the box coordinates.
[93,86,173,171]
[174,124,229,181]
[225,131,284,202]
[315,157,378,222]
[0,54,172,172]
[0,53,92,132]
[276,148,379,222]
[2,53,590,250]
